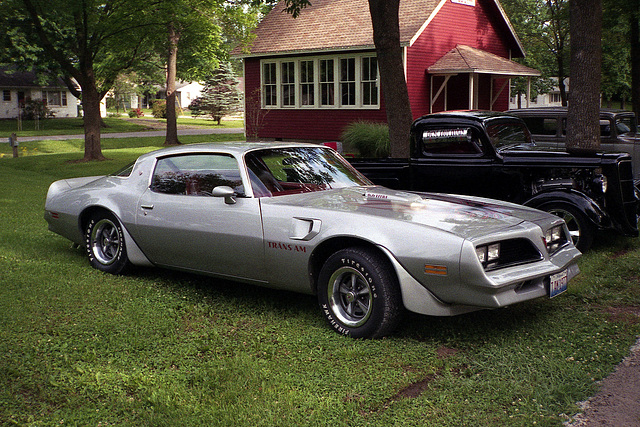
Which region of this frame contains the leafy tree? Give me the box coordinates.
[566,0,602,151]
[0,0,157,161]
[501,0,571,105]
[152,0,263,145]
[189,63,242,124]
[602,0,640,115]
[108,74,142,114]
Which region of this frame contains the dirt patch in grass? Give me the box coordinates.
[436,346,460,359]
[392,374,437,400]
[603,305,640,325]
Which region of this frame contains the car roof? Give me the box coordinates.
[415,110,524,128]
[136,141,325,161]
[509,107,635,118]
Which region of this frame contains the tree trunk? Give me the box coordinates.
[368,0,413,159]
[80,80,106,161]
[566,0,602,151]
[631,7,640,117]
[164,22,181,146]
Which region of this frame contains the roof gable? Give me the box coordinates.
[235,0,524,58]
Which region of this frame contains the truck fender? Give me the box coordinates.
[524,189,607,229]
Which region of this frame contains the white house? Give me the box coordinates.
[0,69,79,119]
[155,81,205,109]
[509,78,568,109]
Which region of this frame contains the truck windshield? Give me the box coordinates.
[486,122,534,151]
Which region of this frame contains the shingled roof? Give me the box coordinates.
[234,0,524,58]
[429,45,540,76]
[0,68,67,89]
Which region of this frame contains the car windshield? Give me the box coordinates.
[245,147,371,197]
[486,121,534,151]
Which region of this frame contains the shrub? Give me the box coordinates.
[21,99,53,120]
[188,98,206,117]
[128,108,144,118]
[152,99,167,118]
[152,99,180,119]
[341,121,390,158]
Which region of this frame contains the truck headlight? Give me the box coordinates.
[593,173,607,193]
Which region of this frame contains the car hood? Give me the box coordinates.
[263,186,551,240]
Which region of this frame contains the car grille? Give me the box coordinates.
[486,238,543,271]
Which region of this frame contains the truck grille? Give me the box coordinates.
[618,159,638,230]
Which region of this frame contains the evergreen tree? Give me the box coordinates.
[190,63,241,125]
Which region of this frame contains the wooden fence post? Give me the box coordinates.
[9,133,18,158]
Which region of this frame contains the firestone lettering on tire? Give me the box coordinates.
[321,303,350,336]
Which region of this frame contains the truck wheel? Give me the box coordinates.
[85,212,131,274]
[543,204,594,252]
[318,247,402,338]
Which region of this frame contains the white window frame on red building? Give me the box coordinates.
[260,53,379,110]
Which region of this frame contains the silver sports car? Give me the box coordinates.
[45,143,581,338]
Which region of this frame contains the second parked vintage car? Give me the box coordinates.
[509,107,640,185]
[350,111,639,252]
[44,143,581,338]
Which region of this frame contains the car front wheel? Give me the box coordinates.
[318,247,402,338]
[85,212,131,274]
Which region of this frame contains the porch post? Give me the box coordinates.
[468,74,474,109]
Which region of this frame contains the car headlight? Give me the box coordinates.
[476,243,500,268]
[545,225,567,253]
[592,175,607,194]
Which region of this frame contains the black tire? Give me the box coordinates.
[543,203,594,252]
[85,212,131,274]
[318,247,402,338]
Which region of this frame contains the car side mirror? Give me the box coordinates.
[212,186,237,204]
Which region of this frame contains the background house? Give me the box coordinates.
[151,81,205,110]
[234,0,539,142]
[509,78,568,109]
[0,69,79,119]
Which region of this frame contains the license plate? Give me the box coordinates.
[549,270,568,298]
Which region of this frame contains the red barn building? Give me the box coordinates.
[233,0,539,142]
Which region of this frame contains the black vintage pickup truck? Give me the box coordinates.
[349,111,639,252]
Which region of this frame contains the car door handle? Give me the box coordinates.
[140,204,154,210]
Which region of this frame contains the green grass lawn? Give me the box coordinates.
[0,116,244,139]
[1,139,639,426]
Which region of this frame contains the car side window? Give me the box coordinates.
[523,117,558,136]
[150,154,245,196]
[600,119,611,137]
[420,128,483,156]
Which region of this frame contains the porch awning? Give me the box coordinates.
[427,45,540,112]
[428,45,540,77]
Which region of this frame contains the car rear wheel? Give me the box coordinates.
[318,247,402,338]
[85,212,131,274]
[544,204,593,252]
